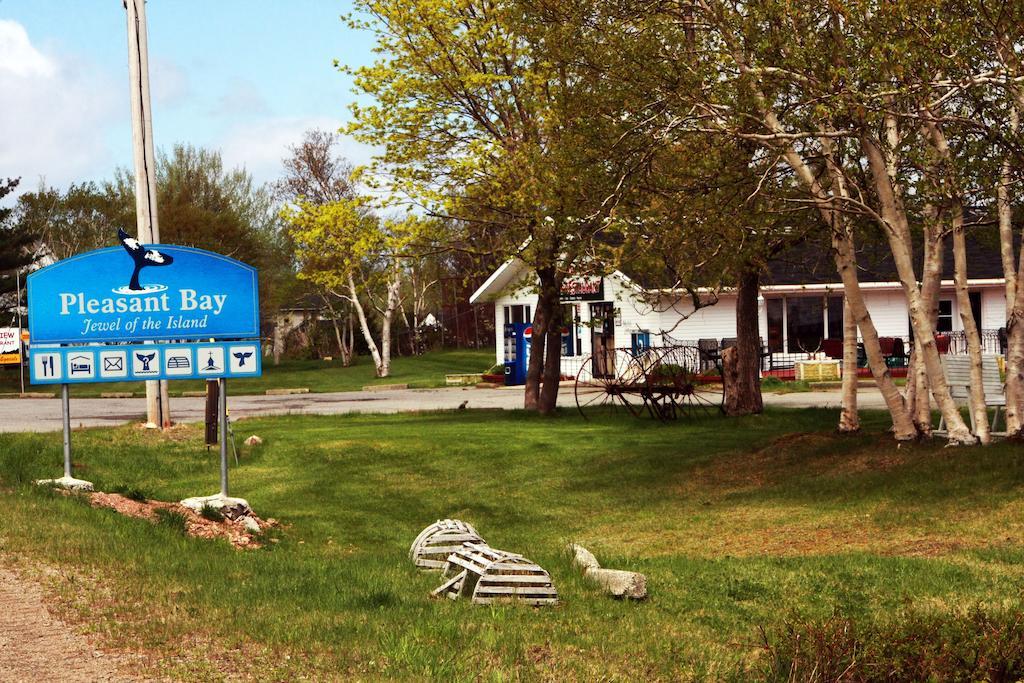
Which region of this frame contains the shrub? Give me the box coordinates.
[199,504,225,522]
[154,508,189,535]
[762,607,1024,682]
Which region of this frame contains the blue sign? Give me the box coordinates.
[30,341,262,385]
[28,230,260,344]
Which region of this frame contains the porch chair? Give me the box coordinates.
[821,338,843,360]
[936,354,1006,436]
[697,338,720,372]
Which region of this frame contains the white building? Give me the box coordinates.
[470,238,1010,381]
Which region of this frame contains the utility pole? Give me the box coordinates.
[124,0,170,428]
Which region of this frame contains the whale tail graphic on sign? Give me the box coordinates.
[117,227,173,292]
[136,352,156,371]
[233,351,253,367]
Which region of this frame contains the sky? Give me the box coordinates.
[0,1,377,199]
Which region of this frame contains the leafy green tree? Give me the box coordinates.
[274,130,360,365]
[14,181,120,261]
[283,196,438,377]
[0,178,37,314]
[344,0,648,413]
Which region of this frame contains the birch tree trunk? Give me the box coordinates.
[328,304,345,360]
[923,118,989,442]
[348,272,384,376]
[344,311,355,366]
[818,135,917,438]
[912,214,944,433]
[832,228,917,439]
[839,296,860,432]
[1000,106,1024,435]
[951,206,991,443]
[377,273,402,378]
[860,135,973,444]
[750,107,917,438]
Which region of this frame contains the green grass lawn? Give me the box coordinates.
[0,348,493,398]
[2,409,1024,680]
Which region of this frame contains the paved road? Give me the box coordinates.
[0,385,888,433]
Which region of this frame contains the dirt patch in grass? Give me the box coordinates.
[0,564,144,682]
[88,492,274,549]
[674,432,837,496]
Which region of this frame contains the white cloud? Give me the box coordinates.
[218,115,377,186]
[0,20,119,194]
[0,20,55,78]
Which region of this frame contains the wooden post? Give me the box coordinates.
[205,379,219,446]
[125,0,170,429]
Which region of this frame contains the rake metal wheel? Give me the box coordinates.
[644,346,725,422]
[574,351,647,419]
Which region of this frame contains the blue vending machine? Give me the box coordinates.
[503,322,531,385]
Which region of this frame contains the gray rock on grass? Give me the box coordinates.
[568,543,647,600]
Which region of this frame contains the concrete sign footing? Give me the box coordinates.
[180,494,252,520]
[36,476,95,492]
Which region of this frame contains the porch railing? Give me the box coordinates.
[558,330,1007,380]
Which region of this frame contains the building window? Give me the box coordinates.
[827,296,843,340]
[787,296,825,353]
[504,304,531,325]
[561,304,580,356]
[969,291,982,329]
[936,300,953,333]
[769,295,844,354]
[767,299,784,352]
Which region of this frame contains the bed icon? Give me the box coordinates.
[69,355,92,374]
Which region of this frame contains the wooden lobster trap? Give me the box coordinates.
[432,542,558,606]
[409,519,485,570]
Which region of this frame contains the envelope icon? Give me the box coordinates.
[104,357,124,371]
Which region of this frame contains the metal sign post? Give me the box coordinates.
[35,382,94,492]
[61,383,72,479]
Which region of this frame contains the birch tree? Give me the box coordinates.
[276,129,361,365]
[609,0,1016,443]
[284,198,437,377]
